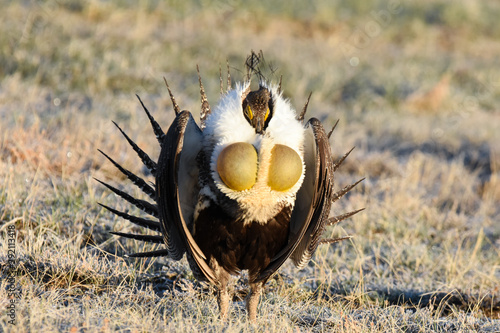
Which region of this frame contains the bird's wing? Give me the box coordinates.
[256,117,334,282]
[289,118,335,268]
[156,110,217,284]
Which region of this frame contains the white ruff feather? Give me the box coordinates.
[203,81,306,224]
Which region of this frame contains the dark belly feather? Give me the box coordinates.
[194,202,292,279]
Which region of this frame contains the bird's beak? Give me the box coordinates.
[255,118,263,134]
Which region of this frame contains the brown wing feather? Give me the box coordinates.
[255,118,334,282]
[156,111,217,284]
[290,118,334,268]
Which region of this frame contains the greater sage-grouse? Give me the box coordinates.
[98,56,363,321]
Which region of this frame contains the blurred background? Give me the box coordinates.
[2,0,499,170]
[1,0,499,330]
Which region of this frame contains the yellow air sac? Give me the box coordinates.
[217,142,258,191]
[268,144,302,192]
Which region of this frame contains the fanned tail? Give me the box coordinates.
[322,135,364,248]
[320,179,364,248]
[99,101,170,259]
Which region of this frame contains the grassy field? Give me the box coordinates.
[1,0,499,331]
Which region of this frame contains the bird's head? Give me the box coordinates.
[242,85,273,134]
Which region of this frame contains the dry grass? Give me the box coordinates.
[1,1,499,331]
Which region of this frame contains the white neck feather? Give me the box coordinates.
[203,81,306,224]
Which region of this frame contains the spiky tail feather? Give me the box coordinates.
[333,147,355,172]
[319,210,364,246]
[327,120,339,140]
[319,236,352,245]
[112,121,157,176]
[135,95,166,146]
[97,150,156,200]
[327,208,365,226]
[321,181,364,247]
[296,92,312,122]
[331,178,364,203]
[163,78,181,115]
[98,99,173,257]
[95,179,158,217]
[125,249,169,258]
[323,128,364,247]
[98,203,161,232]
[197,65,211,129]
[110,231,164,244]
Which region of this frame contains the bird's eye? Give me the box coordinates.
[264,108,270,121]
[245,105,253,120]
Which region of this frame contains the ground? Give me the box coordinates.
[1,1,499,332]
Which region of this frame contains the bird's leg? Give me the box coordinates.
[217,270,231,321]
[246,282,263,322]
